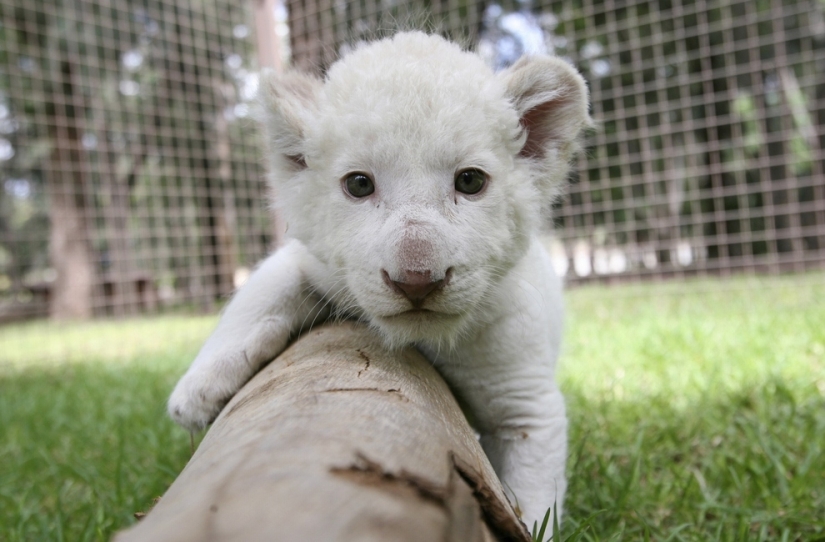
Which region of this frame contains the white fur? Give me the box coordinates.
[168,32,590,527]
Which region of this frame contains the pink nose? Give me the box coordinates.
[382,269,451,308]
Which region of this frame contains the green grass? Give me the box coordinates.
[0,316,216,541]
[558,275,825,541]
[1,276,824,541]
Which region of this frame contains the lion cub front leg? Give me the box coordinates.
[168,240,328,431]
[427,246,567,528]
[479,390,568,528]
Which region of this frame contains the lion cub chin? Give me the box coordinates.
[168,31,590,527]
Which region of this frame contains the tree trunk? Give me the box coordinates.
[253,0,287,247]
[47,58,95,320]
[96,115,144,316]
[116,322,531,542]
[212,89,239,286]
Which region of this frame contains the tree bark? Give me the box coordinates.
[47,58,95,320]
[116,322,531,542]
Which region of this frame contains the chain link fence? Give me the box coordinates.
[288,0,825,282]
[0,0,274,322]
[1,0,824,324]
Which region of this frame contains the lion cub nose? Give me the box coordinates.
[382,269,451,308]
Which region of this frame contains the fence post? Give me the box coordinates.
[253,0,287,248]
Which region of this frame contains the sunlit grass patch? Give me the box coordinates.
[0,314,216,371]
[559,275,825,541]
[561,275,825,404]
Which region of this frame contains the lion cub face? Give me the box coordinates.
[263,32,589,347]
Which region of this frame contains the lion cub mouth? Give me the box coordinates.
[385,308,461,320]
[401,308,435,315]
[383,308,436,319]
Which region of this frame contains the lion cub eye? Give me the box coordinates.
[454,168,487,195]
[343,173,375,198]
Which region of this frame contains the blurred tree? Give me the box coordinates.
[0,1,96,318]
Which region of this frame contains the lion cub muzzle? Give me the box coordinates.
[381,268,453,308]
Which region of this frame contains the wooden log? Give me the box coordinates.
[116,322,531,542]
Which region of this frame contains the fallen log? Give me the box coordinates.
[116,321,531,542]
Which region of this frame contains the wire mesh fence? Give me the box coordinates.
[288,0,825,282]
[0,0,273,322]
[1,0,824,325]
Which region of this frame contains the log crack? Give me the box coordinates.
[330,452,447,507]
[450,453,532,542]
[324,387,406,400]
[356,349,371,377]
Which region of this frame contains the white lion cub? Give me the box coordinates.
[168,31,590,526]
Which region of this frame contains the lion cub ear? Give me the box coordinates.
[499,56,591,163]
[260,71,322,169]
